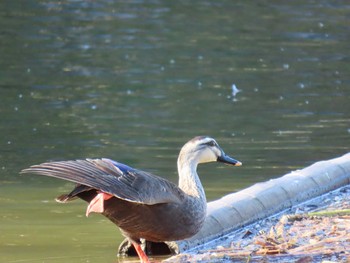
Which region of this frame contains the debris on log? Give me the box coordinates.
[165,186,350,263]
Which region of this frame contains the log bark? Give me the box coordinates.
[118,152,350,256]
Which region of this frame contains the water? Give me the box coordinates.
[1,1,349,262]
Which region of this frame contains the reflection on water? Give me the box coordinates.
[0,0,349,262]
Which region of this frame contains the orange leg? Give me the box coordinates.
[86,192,113,217]
[132,241,150,263]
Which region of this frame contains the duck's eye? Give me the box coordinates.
[206,140,216,147]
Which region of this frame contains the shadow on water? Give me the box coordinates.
[0,0,349,262]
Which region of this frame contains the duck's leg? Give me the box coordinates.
[131,241,150,263]
[86,192,113,217]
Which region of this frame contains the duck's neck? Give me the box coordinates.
[177,156,206,202]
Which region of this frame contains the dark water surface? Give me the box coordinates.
[1,1,349,262]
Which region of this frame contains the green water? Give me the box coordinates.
[1,1,349,262]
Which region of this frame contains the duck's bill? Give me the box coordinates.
[217,154,242,166]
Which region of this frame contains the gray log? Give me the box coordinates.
[118,152,350,256]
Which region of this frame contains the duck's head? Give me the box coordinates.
[179,136,242,166]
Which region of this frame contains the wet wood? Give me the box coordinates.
[119,153,350,259]
[169,152,350,253]
[165,186,350,263]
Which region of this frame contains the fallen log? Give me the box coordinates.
[118,152,350,257]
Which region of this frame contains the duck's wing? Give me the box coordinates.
[20,158,184,205]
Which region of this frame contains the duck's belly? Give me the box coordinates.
[102,197,206,242]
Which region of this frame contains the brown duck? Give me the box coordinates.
[21,136,242,263]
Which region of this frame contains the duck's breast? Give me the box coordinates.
[102,197,206,242]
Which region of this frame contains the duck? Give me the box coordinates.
[20,136,242,263]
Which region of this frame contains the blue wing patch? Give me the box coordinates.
[103,158,133,174]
